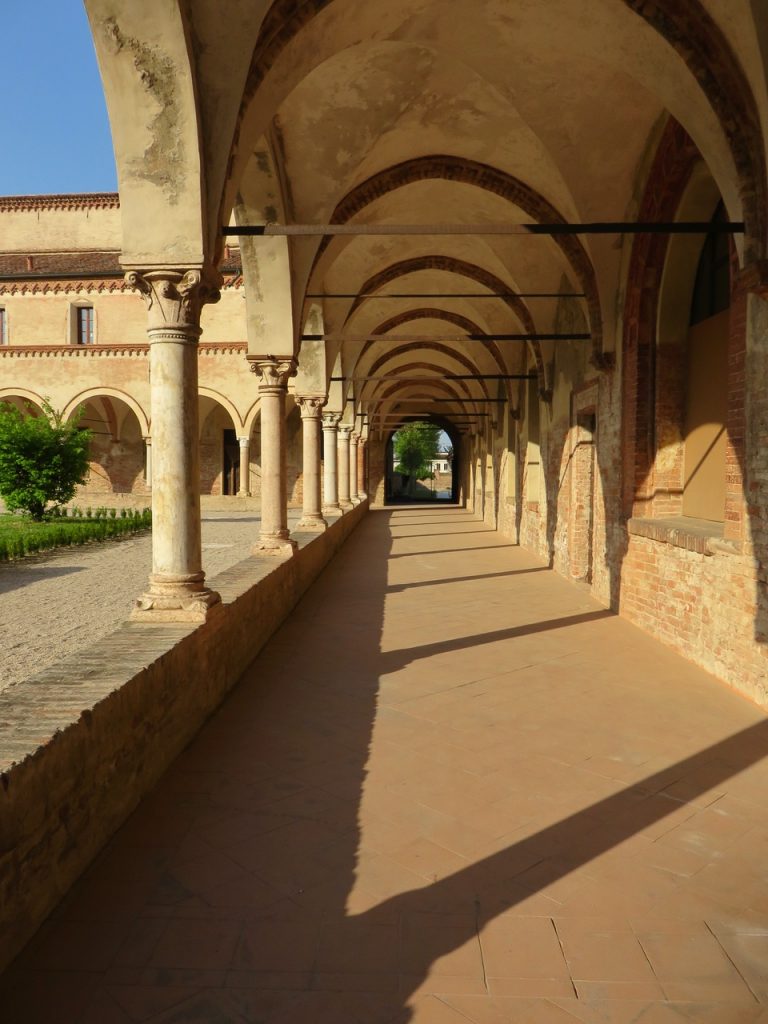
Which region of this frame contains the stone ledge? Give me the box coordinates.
[627,515,738,555]
[0,502,366,972]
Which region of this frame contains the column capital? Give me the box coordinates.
[125,268,221,337]
[237,436,250,449]
[297,394,327,419]
[249,356,298,393]
[322,412,342,429]
[338,425,353,439]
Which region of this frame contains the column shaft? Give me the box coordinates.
[322,414,341,513]
[349,434,360,506]
[297,396,327,531]
[144,436,152,487]
[338,427,352,508]
[357,439,367,500]
[237,437,250,496]
[251,359,297,555]
[127,269,220,621]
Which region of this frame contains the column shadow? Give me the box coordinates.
[2,507,766,1024]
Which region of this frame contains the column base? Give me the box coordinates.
[323,504,344,517]
[253,532,298,557]
[131,573,221,624]
[339,500,354,510]
[297,515,328,532]
[236,491,252,498]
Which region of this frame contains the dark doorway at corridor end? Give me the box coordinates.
[384,419,461,505]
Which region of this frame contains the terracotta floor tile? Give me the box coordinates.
[6,509,768,1022]
[150,918,241,971]
[637,929,757,1002]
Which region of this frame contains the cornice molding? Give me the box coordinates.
[0,341,247,358]
[0,193,120,212]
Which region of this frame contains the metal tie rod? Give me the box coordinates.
[304,333,589,342]
[306,292,585,299]
[378,398,507,403]
[225,221,744,237]
[331,374,534,381]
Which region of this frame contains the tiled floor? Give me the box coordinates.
[3,506,768,1022]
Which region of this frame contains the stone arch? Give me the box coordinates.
[0,388,45,417]
[67,393,149,497]
[84,2,212,269]
[198,387,245,433]
[198,394,239,496]
[62,388,149,438]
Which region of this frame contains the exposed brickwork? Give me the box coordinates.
[623,0,766,257]
[0,503,368,974]
[621,117,699,519]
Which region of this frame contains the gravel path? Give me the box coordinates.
[0,511,296,693]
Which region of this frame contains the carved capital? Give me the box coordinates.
[125,269,221,337]
[322,412,342,429]
[338,426,353,440]
[249,357,298,393]
[297,394,327,419]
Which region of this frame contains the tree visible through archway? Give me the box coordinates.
[390,422,453,501]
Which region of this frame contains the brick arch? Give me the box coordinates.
[374,377,481,413]
[228,0,766,261]
[368,307,517,401]
[621,117,702,518]
[361,345,491,400]
[368,370,487,430]
[313,154,603,360]
[622,0,766,257]
[344,254,545,384]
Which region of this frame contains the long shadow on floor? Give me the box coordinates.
[3,507,768,1023]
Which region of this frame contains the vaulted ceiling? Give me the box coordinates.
[85,0,768,435]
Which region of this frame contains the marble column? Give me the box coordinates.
[322,413,342,514]
[337,426,353,508]
[250,357,297,555]
[143,436,152,487]
[296,395,327,531]
[357,438,367,500]
[126,269,220,621]
[349,433,360,506]
[237,436,251,496]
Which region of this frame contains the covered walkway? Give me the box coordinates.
[3,507,768,1023]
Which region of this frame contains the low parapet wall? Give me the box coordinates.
[0,502,367,972]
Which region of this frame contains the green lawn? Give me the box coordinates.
[0,509,152,562]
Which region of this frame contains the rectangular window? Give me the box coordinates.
[0,308,6,344]
[76,306,94,345]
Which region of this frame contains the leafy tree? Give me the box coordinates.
[394,422,441,494]
[0,401,91,520]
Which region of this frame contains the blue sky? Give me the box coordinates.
[1,2,117,195]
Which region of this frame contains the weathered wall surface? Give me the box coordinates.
[0,502,368,974]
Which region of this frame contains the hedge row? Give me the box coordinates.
[0,509,152,562]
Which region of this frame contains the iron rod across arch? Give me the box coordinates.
[225,221,744,237]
